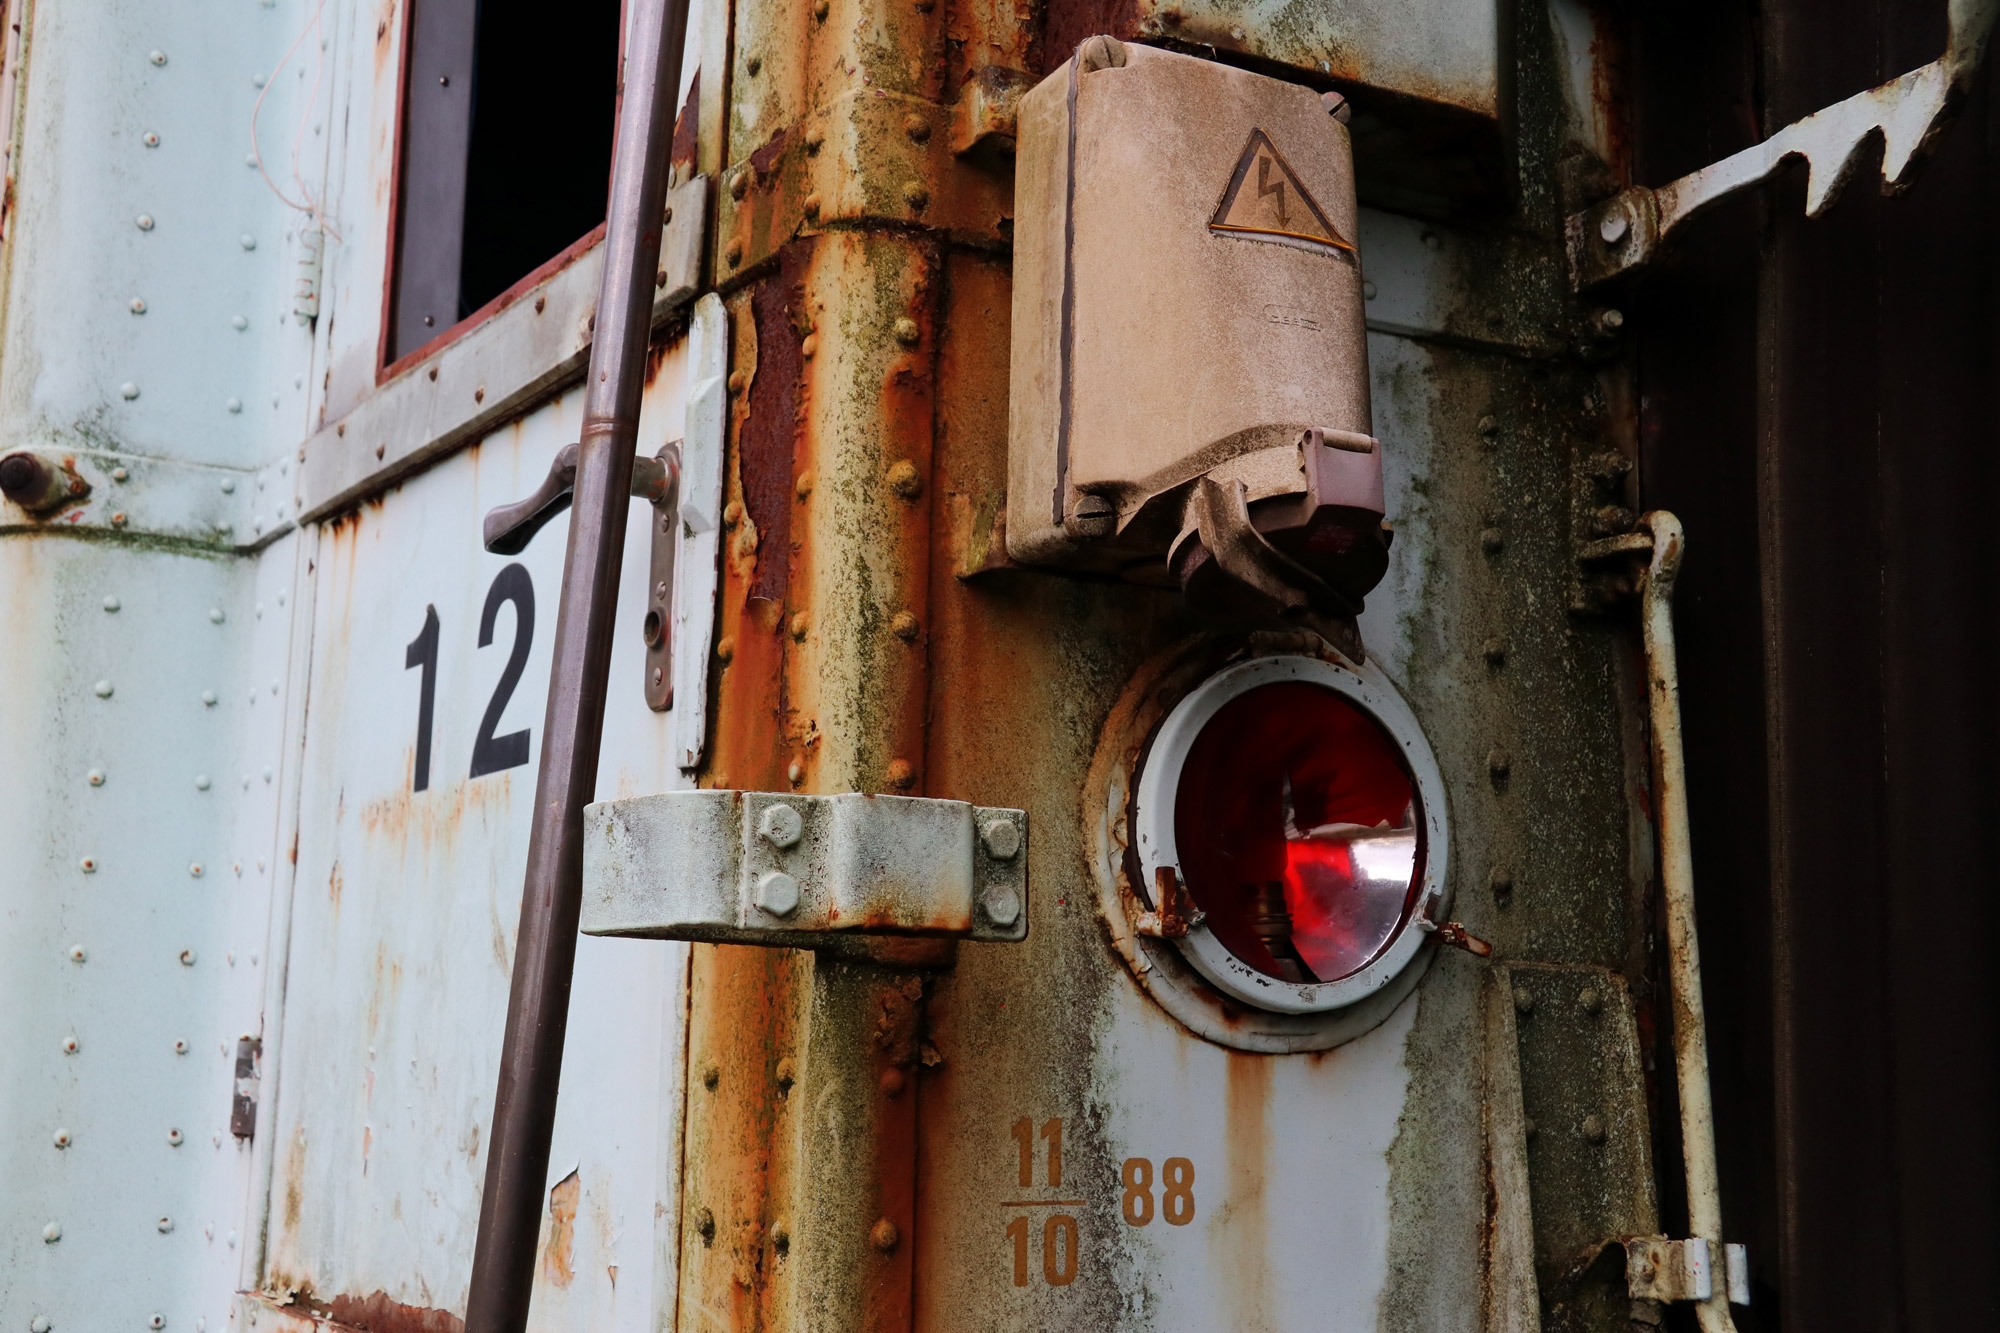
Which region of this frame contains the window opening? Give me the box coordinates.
[388,0,623,366]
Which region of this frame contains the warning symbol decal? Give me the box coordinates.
[1209,129,1354,254]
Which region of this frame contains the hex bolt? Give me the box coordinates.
[758,803,803,850]
[981,818,1021,861]
[1512,987,1534,1014]
[1482,637,1508,667]
[1581,1114,1606,1143]
[886,459,923,497]
[1580,986,1604,1015]
[756,871,801,918]
[982,883,1022,928]
[870,1218,900,1253]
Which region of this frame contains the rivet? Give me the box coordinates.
[802,193,822,220]
[61,1036,77,1055]
[716,636,735,663]
[892,317,921,347]
[264,766,274,782]
[142,131,160,147]
[880,1067,906,1097]
[1477,414,1500,439]
[68,946,85,963]
[795,469,814,499]
[232,315,248,330]
[800,333,818,360]
[252,73,266,88]
[1580,986,1604,1015]
[195,774,211,791]
[102,595,121,612]
[93,680,114,698]
[130,297,147,314]
[1581,1114,1606,1143]
[110,512,127,527]
[903,113,930,142]
[886,458,922,498]
[149,49,167,65]
[120,382,141,400]
[759,803,803,849]
[189,862,204,878]
[43,1222,60,1242]
[167,1128,184,1146]
[1487,749,1511,782]
[111,467,128,482]
[240,234,256,251]
[174,1039,188,1054]
[772,1221,791,1255]
[375,444,385,459]
[79,855,97,872]
[1362,280,1378,300]
[789,611,809,641]
[135,214,154,231]
[180,949,197,966]
[981,818,1020,860]
[220,477,236,494]
[776,1056,797,1092]
[813,0,828,17]
[885,758,915,790]
[157,1216,174,1234]
[702,1064,719,1090]
[474,387,484,403]
[246,152,258,166]
[1480,526,1504,554]
[725,239,744,268]
[788,759,804,786]
[804,127,824,153]
[1483,637,1508,666]
[726,371,746,396]
[209,607,226,623]
[31,1317,50,1333]
[745,54,762,75]
[87,769,105,787]
[227,398,242,414]
[870,1218,900,1253]
[201,690,217,706]
[52,1129,71,1149]
[890,611,919,642]
[901,181,928,210]
[695,1206,716,1243]
[1513,987,1534,1013]
[1488,867,1514,899]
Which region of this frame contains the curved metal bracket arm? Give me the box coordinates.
[1569,0,1997,289]
[481,443,674,554]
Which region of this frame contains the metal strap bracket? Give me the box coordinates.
[582,791,1030,945]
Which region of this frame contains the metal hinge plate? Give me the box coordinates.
[581,790,1029,946]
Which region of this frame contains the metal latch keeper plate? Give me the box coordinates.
[581,791,1029,945]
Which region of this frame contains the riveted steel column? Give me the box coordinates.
[462,0,690,1327]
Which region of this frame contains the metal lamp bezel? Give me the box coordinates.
[1131,653,1450,1015]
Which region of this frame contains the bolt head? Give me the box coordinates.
[982,883,1022,928]
[756,871,801,918]
[981,818,1021,861]
[759,803,804,850]
[1598,206,1630,245]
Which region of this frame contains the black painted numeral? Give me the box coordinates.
[469,562,535,779]
[404,604,439,792]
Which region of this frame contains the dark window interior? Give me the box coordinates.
[388,0,622,365]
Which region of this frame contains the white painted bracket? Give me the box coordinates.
[581,790,1029,946]
[673,294,727,770]
[1625,1237,1752,1307]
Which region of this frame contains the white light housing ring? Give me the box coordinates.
[1132,653,1450,1015]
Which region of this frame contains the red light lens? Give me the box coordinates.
[1170,680,1422,984]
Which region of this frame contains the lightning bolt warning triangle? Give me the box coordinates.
[1209,129,1353,253]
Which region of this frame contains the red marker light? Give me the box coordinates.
[1172,680,1423,983]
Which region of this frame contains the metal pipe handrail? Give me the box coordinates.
[1640,511,1738,1333]
[462,0,692,1326]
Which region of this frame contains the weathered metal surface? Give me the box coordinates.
[584,790,1027,943]
[1568,0,1997,287]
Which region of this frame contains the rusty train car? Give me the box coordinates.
[3,0,1995,1330]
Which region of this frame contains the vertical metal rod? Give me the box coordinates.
[463,0,690,1326]
[1639,511,1739,1333]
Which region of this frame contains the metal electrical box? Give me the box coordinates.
[1008,42,1389,653]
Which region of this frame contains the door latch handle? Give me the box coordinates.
[481,442,676,555]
